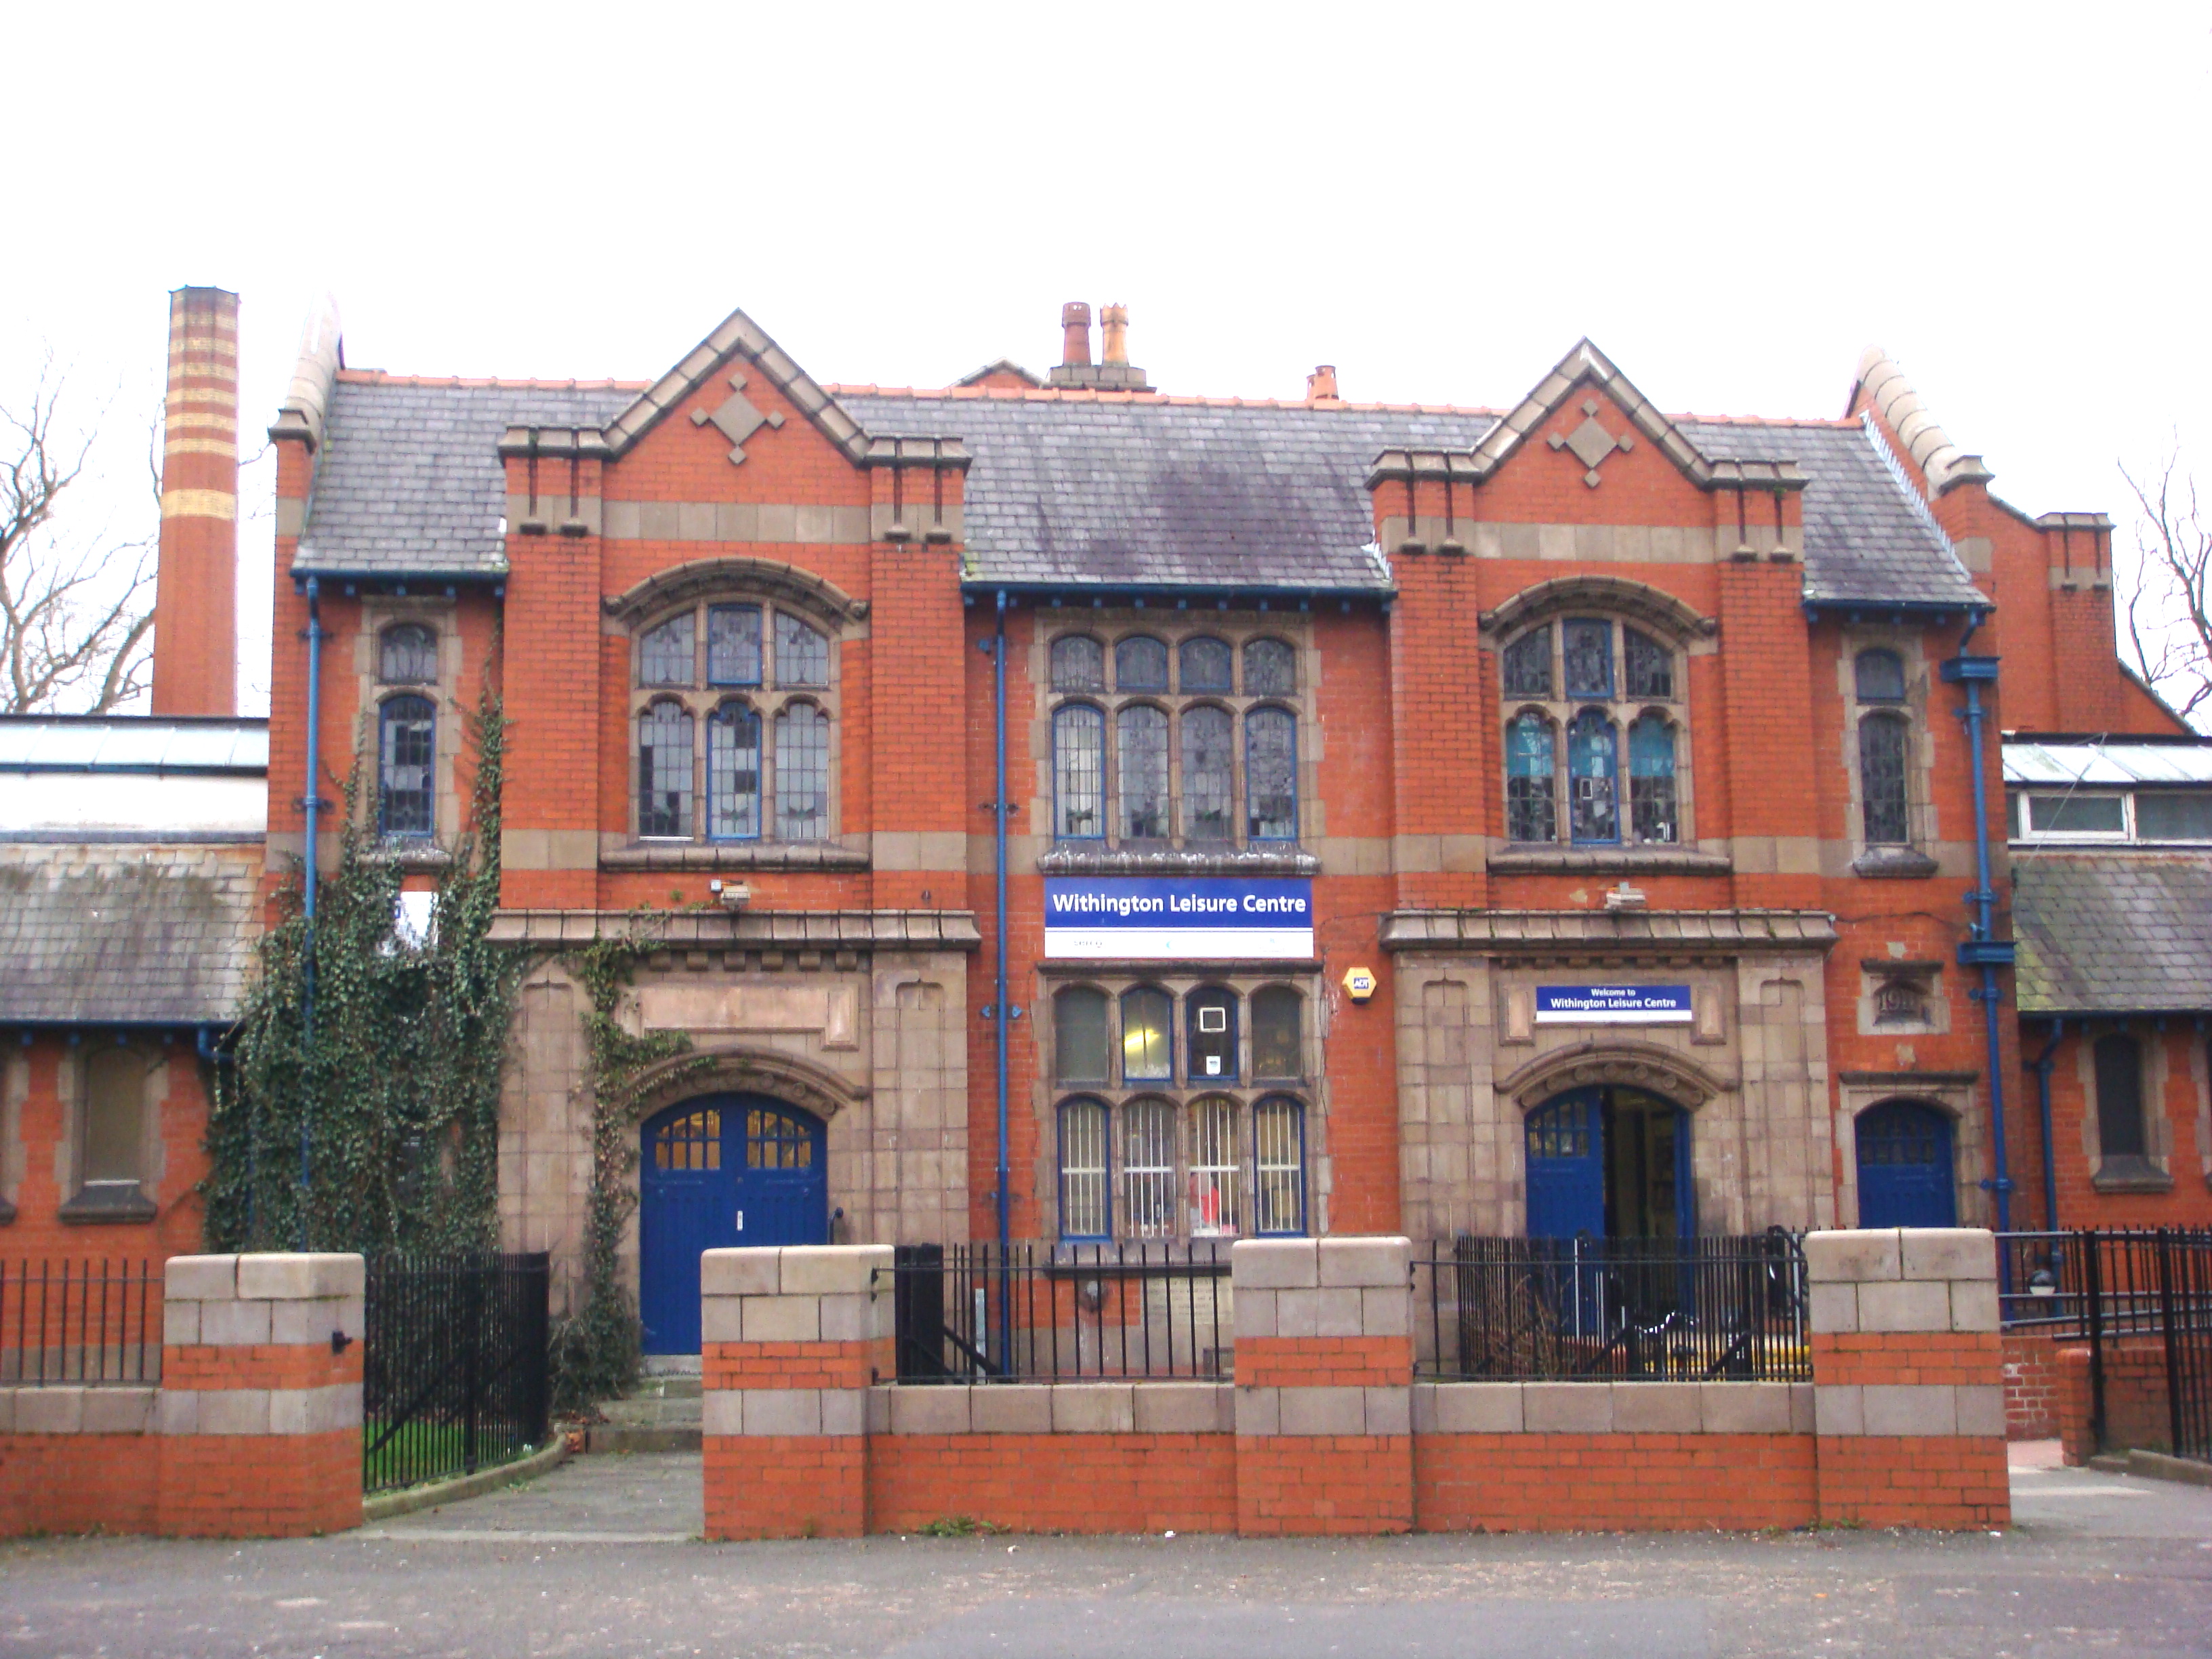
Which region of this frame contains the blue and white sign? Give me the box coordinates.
[1535,984,1694,1025]
[1044,878,1315,960]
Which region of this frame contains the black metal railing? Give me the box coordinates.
[0,1258,161,1385]
[362,1252,550,1494]
[1999,1228,2212,1462]
[884,1242,1231,1383]
[1415,1233,1810,1382]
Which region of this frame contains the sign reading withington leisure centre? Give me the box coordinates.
[1534,984,1694,1025]
[1043,878,1315,960]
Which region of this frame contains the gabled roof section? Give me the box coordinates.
[602,306,873,464]
[954,359,1044,389]
[2013,852,2212,1015]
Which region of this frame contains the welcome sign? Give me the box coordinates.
[1535,984,1694,1024]
[1043,878,1315,960]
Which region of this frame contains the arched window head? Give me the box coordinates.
[1181,705,1234,842]
[1506,712,1557,843]
[640,613,695,687]
[775,613,829,687]
[707,703,761,840]
[2093,1033,2147,1161]
[1120,987,1172,1081]
[1188,986,1238,1082]
[774,703,829,841]
[1859,713,1910,844]
[1856,649,1907,703]
[1053,703,1105,840]
[1179,636,1232,693]
[637,700,694,838]
[1502,626,1552,699]
[707,605,762,686]
[1058,1099,1111,1240]
[1244,638,1295,696]
[1054,987,1110,1083]
[1628,714,1677,844]
[1117,704,1170,840]
[1252,1097,1307,1235]
[1568,708,1619,844]
[1252,985,1303,1079]
[1246,707,1298,840]
[378,694,436,839]
[1624,628,1673,700]
[1115,635,1168,691]
[1051,635,1105,692]
[380,623,436,685]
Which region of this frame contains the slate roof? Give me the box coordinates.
[1679,419,1986,610]
[2012,852,2212,1015]
[838,394,1498,592]
[295,380,634,577]
[0,843,262,1025]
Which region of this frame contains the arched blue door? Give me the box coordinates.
[1856,1100,1957,1229]
[1525,1085,1694,1240]
[1525,1090,1605,1240]
[639,1094,829,1353]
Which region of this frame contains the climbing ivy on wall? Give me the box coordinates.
[203,684,518,1256]
[547,936,709,1412]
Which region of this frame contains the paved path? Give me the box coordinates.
[6,1450,2211,1657]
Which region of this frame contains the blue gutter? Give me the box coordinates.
[300,576,324,1249]
[1941,611,2014,1244]
[2029,1018,2065,1230]
[991,590,1013,1366]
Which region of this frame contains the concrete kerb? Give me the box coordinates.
[360,1439,569,1524]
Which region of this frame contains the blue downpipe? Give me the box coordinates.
[1948,612,2013,1247]
[993,590,1012,1367]
[300,577,323,1249]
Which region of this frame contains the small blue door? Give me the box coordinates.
[639,1094,830,1353]
[1525,1090,1605,1240]
[1856,1101,1957,1229]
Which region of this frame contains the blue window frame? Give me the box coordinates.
[1057,1099,1112,1240]
[377,693,436,839]
[1568,708,1619,844]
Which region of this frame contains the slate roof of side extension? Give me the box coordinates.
[2012,852,2212,1015]
[0,844,263,1025]
[295,379,635,577]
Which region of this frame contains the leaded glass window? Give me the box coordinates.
[1117,705,1170,840]
[1244,638,1295,695]
[1856,649,1906,703]
[1246,708,1297,840]
[1115,635,1168,691]
[1179,636,1233,692]
[1120,987,1173,1082]
[1182,706,1234,841]
[1054,987,1110,1083]
[774,703,829,840]
[1860,713,1910,844]
[707,703,761,840]
[1059,1099,1111,1239]
[1189,1096,1240,1237]
[1187,986,1238,1082]
[640,614,695,686]
[1628,713,1677,844]
[1253,1097,1306,1235]
[1506,712,1557,842]
[1568,708,1618,844]
[707,605,762,686]
[1624,627,1673,699]
[1052,635,1105,691]
[380,623,436,685]
[1563,618,1612,699]
[776,613,829,687]
[1252,986,1303,1079]
[1054,704,1105,839]
[1502,626,1552,699]
[637,700,693,837]
[378,694,436,838]
[1122,1098,1177,1238]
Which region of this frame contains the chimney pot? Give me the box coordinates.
[1060,302,1093,368]
[1307,365,1340,403]
[1100,303,1130,367]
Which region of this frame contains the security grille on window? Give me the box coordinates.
[631,602,837,842]
[1049,980,1311,1241]
[1048,630,1301,851]
[1500,616,1681,846]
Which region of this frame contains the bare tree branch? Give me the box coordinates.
[0,353,158,714]
[2118,449,2212,727]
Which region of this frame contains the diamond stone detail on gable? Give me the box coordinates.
[1548,399,1635,487]
[691,371,787,466]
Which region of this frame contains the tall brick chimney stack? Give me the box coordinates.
[150,287,240,716]
[1059,302,1093,369]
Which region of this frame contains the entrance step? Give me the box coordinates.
[586,1368,705,1453]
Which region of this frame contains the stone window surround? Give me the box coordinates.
[1036,967,1326,1244]
[1856,958,1950,1036]
[1839,630,1940,879]
[625,595,846,851]
[56,1040,168,1225]
[1834,1073,1982,1228]
[2080,1023,2175,1193]
[1035,617,1320,863]
[1494,610,1699,857]
[355,599,464,859]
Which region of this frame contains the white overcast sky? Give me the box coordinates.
[4,2,2207,714]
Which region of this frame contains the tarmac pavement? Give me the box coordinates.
[4,1447,2210,1658]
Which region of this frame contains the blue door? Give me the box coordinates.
[1856,1100,1957,1229]
[639,1094,830,1353]
[1525,1090,1605,1240]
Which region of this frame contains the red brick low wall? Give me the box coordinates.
[1814,1435,2009,1529]
[705,1434,866,1540]
[2055,1338,2172,1464]
[0,1431,160,1537]
[157,1429,361,1539]
[2003,1331,2063,1439]
[869,1433,1237,1534]
[1415,1433,1818,1532]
